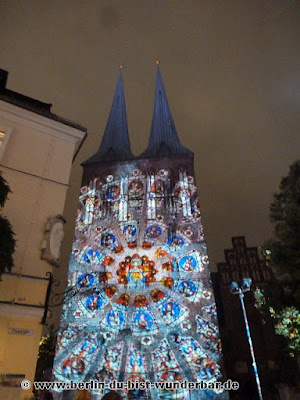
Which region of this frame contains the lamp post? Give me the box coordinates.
[230,278,264,400]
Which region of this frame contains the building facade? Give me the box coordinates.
[53,68,228,400]
[213,236,281,398]
[0,69,86,400]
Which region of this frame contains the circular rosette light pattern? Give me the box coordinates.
[116,254,157,288]
[54,170,224,399]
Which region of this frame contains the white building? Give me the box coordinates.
[0,69,86,400]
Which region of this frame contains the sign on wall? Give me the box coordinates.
[8,328,34,336]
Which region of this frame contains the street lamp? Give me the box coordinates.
[230,278,264,400]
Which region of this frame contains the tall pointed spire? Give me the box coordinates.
[139,65,192,159]
[84,71,134,164]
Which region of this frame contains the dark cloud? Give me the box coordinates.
[100,5,120,29]
[0,0,299,270]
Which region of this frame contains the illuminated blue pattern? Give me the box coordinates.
[53,168,228,399]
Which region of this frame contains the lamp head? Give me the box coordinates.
[230,281,240,294]
[241,278,252,292]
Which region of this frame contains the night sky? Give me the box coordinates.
[1,1,299,271]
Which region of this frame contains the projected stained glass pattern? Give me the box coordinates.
[53,168,226,399]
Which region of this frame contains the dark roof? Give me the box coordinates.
[83,71,134,164]
[0,69,86,132]
[139,66,192,159]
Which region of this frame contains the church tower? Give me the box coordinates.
[53,67,228,400]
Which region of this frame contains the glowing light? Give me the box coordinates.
[53,168,224,398]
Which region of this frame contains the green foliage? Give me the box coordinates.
[0,216,15,275]
[0,172,11,207]
[270,307,300,352]
[35,325,57,381]
[0,172,15,276]
[262,161,300,353]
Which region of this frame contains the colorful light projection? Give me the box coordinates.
[53,168,227,399]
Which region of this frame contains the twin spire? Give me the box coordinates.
[84,66,192,164]
[84,72,133,163]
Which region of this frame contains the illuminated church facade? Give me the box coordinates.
[53,67,228,400]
